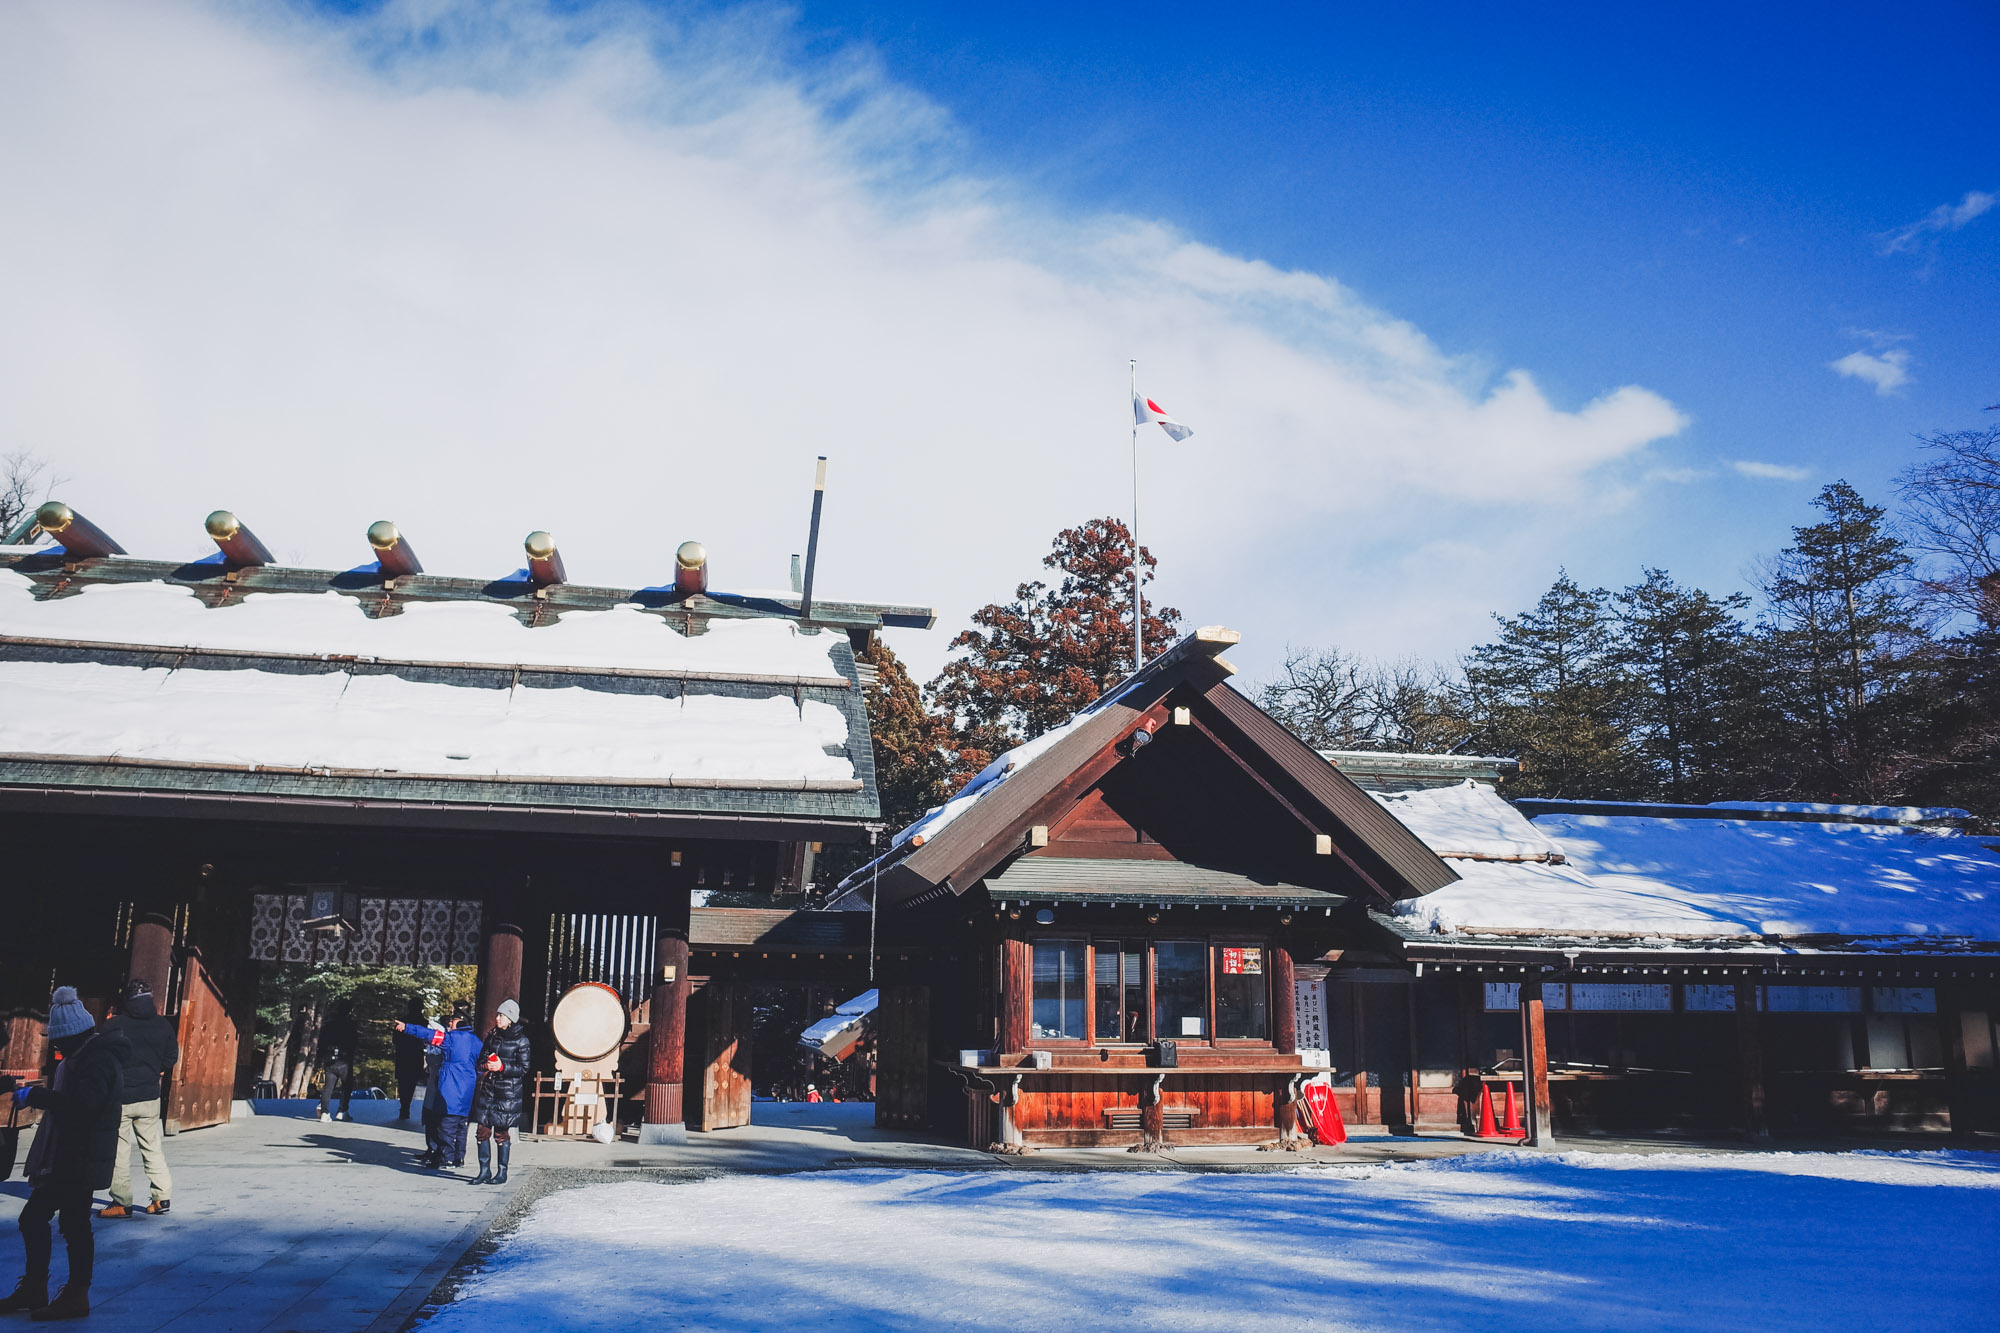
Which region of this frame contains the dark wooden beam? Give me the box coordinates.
[641,886,693,1144]
[1734,974,1767,1140]
[475,922,524,1038]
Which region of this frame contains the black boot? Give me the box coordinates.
[0,1276,48,1313]
[493,1142,510,1184]
[28,1282,87,1321]
[471,1140,492,1185]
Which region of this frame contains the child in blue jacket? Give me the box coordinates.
[392,1005,481,1170]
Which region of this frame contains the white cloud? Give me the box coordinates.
[1878,189,1995,255]
[1730,461,1811,482]
[0,0,1689,679]
[1827,349,1912,396]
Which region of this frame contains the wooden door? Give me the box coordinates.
[167,952,238,1132]
[875,985,930,1129]
[691,983,753,1131]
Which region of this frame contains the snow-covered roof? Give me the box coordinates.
[0,559,886,824]
[0,570,844,679]
[0,657,853,784]
[799,989,877,1061]
[1369,781,1564,861]
[1394,811,2000,942]
[1706,800,1970,825]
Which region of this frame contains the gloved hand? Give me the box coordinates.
[11,1085,29,1106]
[484,1054,502,1072]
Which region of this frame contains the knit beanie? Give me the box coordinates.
[47,986,95,1040]
[497,999,520,1024]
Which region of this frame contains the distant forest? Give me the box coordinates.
[863,425,2000,842]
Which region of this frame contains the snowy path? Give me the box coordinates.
[419,1151,2000,1332]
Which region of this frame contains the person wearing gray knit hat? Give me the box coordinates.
[0,986,129,1319]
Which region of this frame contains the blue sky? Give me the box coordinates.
[4,0,1994,681]
[775,0,2000,591]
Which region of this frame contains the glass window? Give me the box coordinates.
[1570,983,1672,1011]
[1032,938,1085,1041]
[1871,987,1935,1014]
[1095,941,1144,1042]
[1683,984,1737,1012]
[1154,940,1206,1040]
[1765,986,1862,1013]
[1214,945,1268,1040]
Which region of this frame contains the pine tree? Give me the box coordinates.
[929,517,1182,768]
[1611,569,1755,802]
[1755,480,1917,799]
[1464,571,1638,797]
[857,637,958,833]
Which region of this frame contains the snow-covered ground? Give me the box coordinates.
[420,1151,2000,1331]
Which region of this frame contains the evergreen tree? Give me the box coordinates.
[1611,569,1755,802]
[929,517,1181,766]
[857,637,958,833]
[1464,571,1638,797]
[1755,480,1917,799]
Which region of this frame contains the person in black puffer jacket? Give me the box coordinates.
[101,979,179,1218]
[0,985,130,1321]
[468,999,530,1185]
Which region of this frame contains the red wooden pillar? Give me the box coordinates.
[128,912,175,1002]
[1735,974,1768,1140]
[642,885,693,1145]
[476,922,524,1038]
[1518,978,1552,1146]
[998,935,1030,1056]
[1270,945,1300,1142]
[1270,945,1297,1055]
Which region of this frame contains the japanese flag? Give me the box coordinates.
[1133,391,1194,442]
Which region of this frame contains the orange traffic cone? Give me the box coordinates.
[1473,1083,1503,1138]
[1501,1080,1524,1136]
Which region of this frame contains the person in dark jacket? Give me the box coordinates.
[394,1004,479,1170]
[100,979,179,1219]
[392,996,428,1122]
[469,999,530,1185]
[316,999,358,1123]
[0,985,129,1321]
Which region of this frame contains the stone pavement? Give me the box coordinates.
[0,1097,1816,1332]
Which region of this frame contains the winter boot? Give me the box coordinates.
[0,1276,48,1313]
[493,1142,510,1185]
[28,1282,87,1321]
[471,1140,492,1185]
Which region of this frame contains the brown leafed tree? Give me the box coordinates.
[929,517,1182,778]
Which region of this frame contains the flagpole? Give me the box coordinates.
[1130,358,1142,674]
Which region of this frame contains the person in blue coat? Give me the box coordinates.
[392,1004,480,1171]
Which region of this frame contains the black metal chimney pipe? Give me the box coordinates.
[799,456,826,623]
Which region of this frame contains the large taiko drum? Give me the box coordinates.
[550,982,629,1064]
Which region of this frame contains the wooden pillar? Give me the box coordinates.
[475,922,524,1038]
[1937,983,1970,1141]
[1518,978,1552,1146]
[1271,945,1297,1055]
[641,885,693,1145]
[1735,975,1768,1140]
[1351,982,1369,1124]
[128,911,176,1001]
[998,935,1030,1056]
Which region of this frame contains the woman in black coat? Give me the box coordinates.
[469,999,530,1185]
[1,986,130,1319]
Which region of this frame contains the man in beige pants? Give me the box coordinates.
[101,979,179,1218]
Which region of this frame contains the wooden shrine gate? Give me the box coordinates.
[167,950,239,1132]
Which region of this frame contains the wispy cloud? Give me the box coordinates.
[1827,349,1912,395]
[1645,466,1710,484]
[1731,461,1811,482]
[1878,189,1995,256]
[0,0,1689,677]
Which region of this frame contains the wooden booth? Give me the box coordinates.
[837,627,1464,1150]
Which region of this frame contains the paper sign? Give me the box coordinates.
[1295,977,1329,1050]
[1181,1016,1204,1036]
